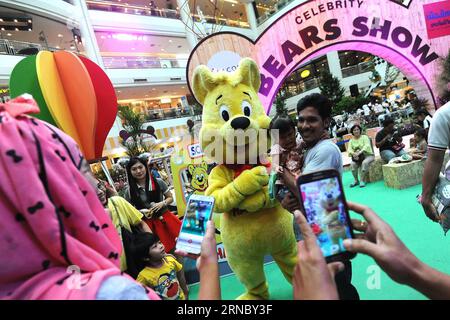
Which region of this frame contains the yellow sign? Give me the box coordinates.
[170,141,223,245]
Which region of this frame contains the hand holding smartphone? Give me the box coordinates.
[176,194,215,255]
[296,170,356,262]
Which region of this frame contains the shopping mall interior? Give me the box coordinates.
[1,0,450,301]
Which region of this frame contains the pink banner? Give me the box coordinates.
[424,0,450,39]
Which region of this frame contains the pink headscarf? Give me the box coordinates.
[0,96,157,300]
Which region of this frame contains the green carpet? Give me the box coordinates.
[188,171,450,300]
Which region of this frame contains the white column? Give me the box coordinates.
[73,0,104,69]
[326,51,343,79]
[244,1,258,38]
[176,0,198,50]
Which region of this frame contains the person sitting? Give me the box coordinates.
[347,124,375,188]
[391,132,406,154]
[292,202,450,300]
[409,128,428,160]
[134,233,189,300]
[332,118,348,151]
[375,118,406,163]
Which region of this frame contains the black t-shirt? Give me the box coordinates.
[375,129,396,151]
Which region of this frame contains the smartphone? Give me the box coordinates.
[296,169,356,262]
[176,194,215,255]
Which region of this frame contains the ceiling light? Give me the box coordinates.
[14,19,18,23]
[28,19,32,23]
[0,19,3,22]
[58,34,63,38]
[15,28,19,31]
[118,90,121,93]
[7,33,12,37]
[1,28,4,31]
[56,46,60,49]
[300,70,310,78]
[169,39,173,43]
[28,28,32,31]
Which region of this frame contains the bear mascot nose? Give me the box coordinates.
[231,116,250,130]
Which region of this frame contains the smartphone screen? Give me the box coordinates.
[176,195,215,254]
[298,175,354,259]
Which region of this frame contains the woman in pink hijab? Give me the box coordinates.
[0,95,160,300]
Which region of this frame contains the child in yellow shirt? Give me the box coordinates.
[135,233,188,300]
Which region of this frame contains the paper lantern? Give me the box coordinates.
[9,51,117,161]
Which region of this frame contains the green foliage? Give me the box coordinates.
[333,96,370,116]
[411,97,430,111]
[118,106,155,157]
[319,71,345,105]
[274,94,288,116]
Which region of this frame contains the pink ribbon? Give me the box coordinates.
[0,94,40,117]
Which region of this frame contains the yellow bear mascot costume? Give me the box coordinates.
[192,58,297,300]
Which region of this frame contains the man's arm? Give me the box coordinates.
[375,134,390,148]
[409,262,450,299]
[344,202,450,300]
[421,148,445,221]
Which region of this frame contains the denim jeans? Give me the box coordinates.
[380,149,406,163]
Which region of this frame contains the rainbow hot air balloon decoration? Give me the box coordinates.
[9,50,117,161]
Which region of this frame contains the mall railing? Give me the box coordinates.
[86,0,250,28]
[256,0,295,25]
[191,14,250,29]
[341,61,373,78]
[125,106,201,122]
[86,0,180,19]
[284,77,320,97]
[0,39,71,56]
[102,56,187,69]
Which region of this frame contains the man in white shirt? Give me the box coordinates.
[421,101,450,222]
[279,93,358,300]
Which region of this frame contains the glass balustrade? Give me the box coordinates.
[102,56,187,69]
[86,0,249,28]
[0,39,76,55]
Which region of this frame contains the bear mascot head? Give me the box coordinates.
[193,58,270,166]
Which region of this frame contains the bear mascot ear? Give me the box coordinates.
[237,58,261,92]
[192,65,218,105]
[188,164,195,175]
[201,161,208,171]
